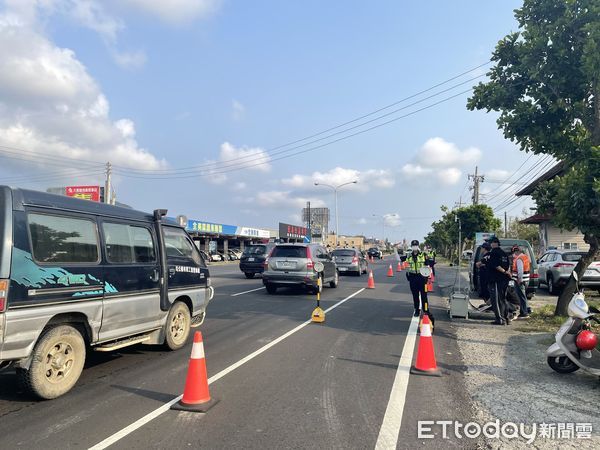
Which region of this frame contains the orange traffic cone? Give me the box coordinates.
[387,264,394,277]
[410,315,441,377]
[172,331,219,412]
[367,270,375,289]
[403,261,409,269]
[426,276,433,292]
[396,261,402,272]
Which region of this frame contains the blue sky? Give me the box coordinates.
[0,0,547,242]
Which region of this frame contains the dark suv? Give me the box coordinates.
[470,238,538,299]
[367,247,382,259]
[262,243,338,294]
[239,244,274,278]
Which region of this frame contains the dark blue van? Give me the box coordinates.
[0,186,213,399]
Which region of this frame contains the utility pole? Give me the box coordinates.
[306,201,311,243]
[104,162,112,205]
[454,196,463,210]
[468,166,484,205]
[504,211,508,238]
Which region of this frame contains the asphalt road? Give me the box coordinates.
[0,257,475,449]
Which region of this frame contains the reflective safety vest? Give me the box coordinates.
[407,252,426,274]
[511,253,531,283]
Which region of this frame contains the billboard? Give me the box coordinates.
[279,222,309,241]
[65,185,101,202]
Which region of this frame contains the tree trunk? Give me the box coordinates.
[554,233,600,316]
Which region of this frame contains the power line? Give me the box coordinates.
[113,89,475,180]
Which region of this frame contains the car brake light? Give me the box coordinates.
[0,279,7,312]
[306,246,314,270]
[352,256,359,264]
[553,263,574,268]
[531,273,539,279]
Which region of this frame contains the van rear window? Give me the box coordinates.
[271,246,307,258]
[28,213,99,263]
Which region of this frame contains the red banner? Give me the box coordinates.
[66,185,101,202]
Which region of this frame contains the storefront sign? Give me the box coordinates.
[238,226,270,238]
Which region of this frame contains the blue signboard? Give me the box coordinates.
[187,219,237,235]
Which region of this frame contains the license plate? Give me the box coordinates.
[339,267,347,271]
[584,270,594,277]
[248,258,255,262]
[279,261,295,269]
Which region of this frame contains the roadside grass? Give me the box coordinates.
[516,301,600,333]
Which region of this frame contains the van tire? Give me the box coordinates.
[547,276,557,295]
[17,325,86,400]
[165,302,191,351]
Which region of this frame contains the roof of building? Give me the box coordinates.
[515,161,566,196]
[519,213,552,224]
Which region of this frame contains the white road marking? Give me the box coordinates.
[374,315,419,450]
[230,286,265,296]
[89,288,365,450]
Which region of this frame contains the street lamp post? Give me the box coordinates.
[315,180,357,247]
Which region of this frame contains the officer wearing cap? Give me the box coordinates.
[475,242,492,304]
[406,239,428,317]
[487,236,512,325]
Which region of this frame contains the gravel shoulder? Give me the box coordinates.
[435,264,600,449]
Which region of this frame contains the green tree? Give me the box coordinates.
[467,0,600,315]
[425,204,501,262]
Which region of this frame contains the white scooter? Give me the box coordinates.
[546,271,600,375]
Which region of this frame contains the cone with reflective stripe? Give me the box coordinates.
[367,270,375,289]
[387,264,394,277]
[410,315,441,377]
[172,331,219,412]
[396,261,403,272]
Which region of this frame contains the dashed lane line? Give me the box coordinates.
[230,286,265,296]
[89,288,366,450]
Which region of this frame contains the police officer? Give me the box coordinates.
[475,242,492,305]
[406,239,428,317]
[487,236,512,325]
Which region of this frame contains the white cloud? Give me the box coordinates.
[0,8,166,171]
[416,137,481,168]
[111,49,147,70]
[282,166,395,192]
[232,99,245,121]
[120,0,221,25]
[486,169,511,181]
[219,142,271,172]
[232,182,247,191]
[437,168,462,186]
[357,218,368,225]
[383,213,402,227]
[70,0,123,42]
[401,138,480,186]
[254,190,325,210]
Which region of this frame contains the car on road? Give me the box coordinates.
[537,250,600,294]
[0,186,213,399]
[367,247,383,259]
[331,248,368,276]
[239,244,274,278]
[262,243,338,294]
[470,238,539,299]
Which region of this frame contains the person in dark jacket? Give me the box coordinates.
[475,242,491,304]
[486,237,513,325]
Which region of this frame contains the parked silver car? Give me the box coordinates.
[262,243,338,295]
[537,250,600,294]
[331,248,368,276]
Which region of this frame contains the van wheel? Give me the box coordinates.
[165,302,191,350]
[265,284,277,295]
[244,272,255,279]
[17,325,86,400]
